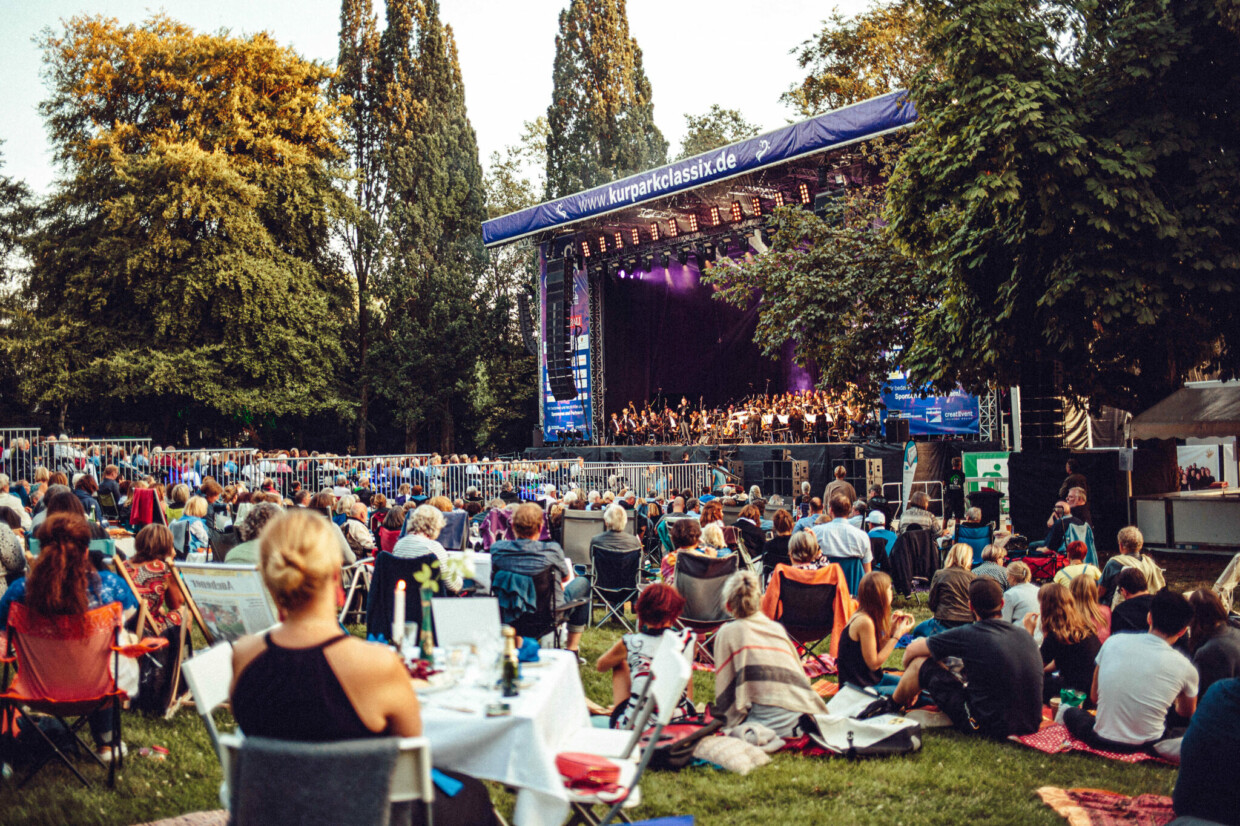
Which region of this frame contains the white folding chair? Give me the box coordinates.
[220,733,435,825]
[181,642,235,805]
[339,559,373,624]
[562,631,694,826]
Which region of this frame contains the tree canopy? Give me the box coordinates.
[16,15,349,436]
[886,0,1240,411]
[544,0,667,199]
[676,106,760,160]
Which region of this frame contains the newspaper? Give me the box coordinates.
[175,562,279,643]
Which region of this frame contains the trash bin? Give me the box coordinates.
[968,489,1004,527]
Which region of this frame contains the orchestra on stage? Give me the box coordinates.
[605,390,878,445]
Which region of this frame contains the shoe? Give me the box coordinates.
[96,741,129,761]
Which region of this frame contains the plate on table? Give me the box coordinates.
[411,671,458,695]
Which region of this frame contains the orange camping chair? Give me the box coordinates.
[0,601,165,788]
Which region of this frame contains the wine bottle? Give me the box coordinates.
[501,626,520,697]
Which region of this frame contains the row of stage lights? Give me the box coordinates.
[575,184,811,265]
[588,231,769,280]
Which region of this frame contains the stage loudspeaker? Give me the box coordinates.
[726,460,744,482]
[792,461,809,488]
[762,460,794,497]
[544,257,578,402]
[709,449,721,463]
[885,416,910,443]
[531,428,544,448]
[654,450,670,463]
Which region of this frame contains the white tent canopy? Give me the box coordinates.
[1131,381,1240,440]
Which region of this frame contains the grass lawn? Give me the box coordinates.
[0,595,1181,826]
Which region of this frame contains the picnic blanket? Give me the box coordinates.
[1036,787,1174,826]
[1012,724,1171,764]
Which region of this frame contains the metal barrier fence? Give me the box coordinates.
[0,433,155,484]
[883,480,946,524]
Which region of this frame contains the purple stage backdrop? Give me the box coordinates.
[601,257,790,417]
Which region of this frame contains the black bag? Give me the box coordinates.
[0,715,82,766]
[133,626,187,713]
[644,711,725,770]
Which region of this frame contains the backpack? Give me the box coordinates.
[808,713,923,758]
[644,710,725,771]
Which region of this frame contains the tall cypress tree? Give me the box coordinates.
[373,0,487,452]
[333,0,385,453]
[545,0,667,199]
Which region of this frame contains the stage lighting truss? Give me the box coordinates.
[614,231,624,250]
[751,195,762,217]
[598,234,608,254]
[687,213,699,233]
[580,240,591,259]
[774,191,785,208]
[630,227,640,246]
[667,218,679,237]
[798,182,811,204]
[650,222,661,241]
[730,201,743,222]
[708,205,721,226]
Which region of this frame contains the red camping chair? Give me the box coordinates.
[1024,551,1068,583]
[0,602,165,788]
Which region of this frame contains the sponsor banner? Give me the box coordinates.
[881,377,981,436]
[902,440,918,510]
[482,91,917,247]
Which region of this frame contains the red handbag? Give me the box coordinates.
[556,752,620,790]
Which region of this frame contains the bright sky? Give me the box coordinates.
[0,0,865,196]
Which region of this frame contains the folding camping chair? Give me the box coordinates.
[826,556,865,597]
[492,566,586,649]
[182,641,234,791]
[765,565,840,671]
[590,543,643,631]
[1064,521,1099,567]
[97,491,123,523]
[953,522,994,568]
[208,524,241,563]
[672,551,739,664]
[888,526,938,603]
[561,630,695,826]
[339,558,373,625]
[366,552,440,643]
[0,602,165,788]
[169,520,190,560]
[439,510,469,552]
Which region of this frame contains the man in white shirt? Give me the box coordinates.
[0,474,31,531]
[811,494,873,573]
[1064,588,1197,752]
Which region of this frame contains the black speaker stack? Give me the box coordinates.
[885,415,910,443]
[544,257,578,402]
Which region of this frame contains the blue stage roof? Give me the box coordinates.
[482,90,917,248]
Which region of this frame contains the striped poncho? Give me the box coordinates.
[713,613,828,729]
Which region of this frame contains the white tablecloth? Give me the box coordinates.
[446,550,492,592]
[419,648,589,826]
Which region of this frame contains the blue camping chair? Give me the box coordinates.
[953,523,994,568]
[827,557,865,597]
[1063,522,1099,567]
[438,511,469,551]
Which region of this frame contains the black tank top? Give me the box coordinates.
[836,617,882,688]
[232,632,379,742]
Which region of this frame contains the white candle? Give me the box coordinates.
[393,580,406,646]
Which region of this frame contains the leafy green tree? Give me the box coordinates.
[333,0,387,453]
[784,0,925,116]
[372,0,487,453]
[886,0,1240,412]
[545,0,668,198]
[21,15,349,440]
[0,145,36,424]
[676,106,760,160]
[0,143,32,283]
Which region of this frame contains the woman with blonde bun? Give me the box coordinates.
[230,509,497,825]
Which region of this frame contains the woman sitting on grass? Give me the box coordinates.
[596,583,695,728]
[713,570,827,736]
[230,509,497,825]
[1070,574,1111,644]
[837,571,914,693]
[911,543,975,638]
[1032,581,1100,703]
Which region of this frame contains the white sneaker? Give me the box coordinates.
[96,741,129,761]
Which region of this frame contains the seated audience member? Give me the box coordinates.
[699,500,724,531]
[1064,589,1197,753]
[490,502,589,652]
[812,494,873,572]
[915,543,975,636]
[761,509,794,576]
[1069,574,1111,645]
[847,499,867,529]
[123,524,186,634]
[733,503,766,562]
[1035,582,1101,703]
[793,498,823,533]
[393,504,461,593]
[866,510,897,558]
[167,484,190,521]
[589,504,642,559]
[897,491,942,535]
[1053,541,1101,587]
[225,503,285,565]
[1,517,26,592]
[701,523,730,555]
[368,493,389,538]
[230,509,497,825]
[1098,526,1165,607]
[1109,567,1155,634]
[972,545,1010,590]
[1035,487,1090,552]
[73,474,106,524]
[0,512,139,757]
[596,583,694,728]
[341,501,376,559]
[787,530,830,571]
[713,570,827,736]
[894,579,1043,738]
[379,506,404,553]
[1187,589,1240,697]
[837,571,914,693]
[177,496,211,556]
[1173,678,1240,825]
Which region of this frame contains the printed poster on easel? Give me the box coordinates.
[174,562,279,644]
